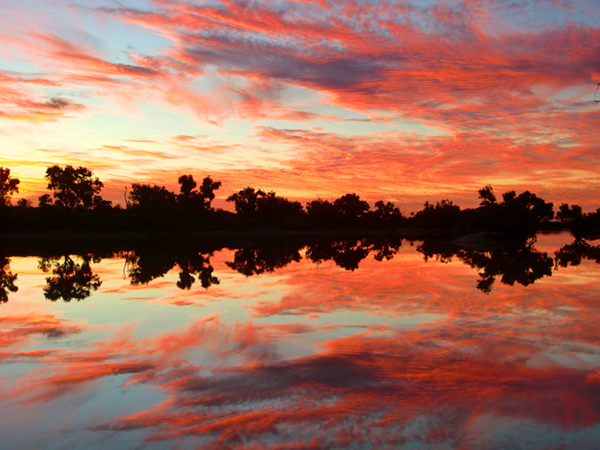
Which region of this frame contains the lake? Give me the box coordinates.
[1,232,599,449]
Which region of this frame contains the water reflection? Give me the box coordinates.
[0,256,17,302]
[555,237,600,268]
[13,235,600,305]
[417,238,554,293]
[124,248,220,290]
[39,254,102,301]
[1,232,600,448]
[226,243,302,276]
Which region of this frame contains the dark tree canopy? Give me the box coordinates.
[0,167,20,206]
[256,191,305,223]
[334,193,370,219]
[374,200,403,226]
[177,175,222,211]
[478,185,497,206]
[178,174,197,197]
[16,198,32,208]
[44,165,104,209]
[199,176,222,210]
[226,187,266,215]
[556,203,583,224]
[128,183,177,209]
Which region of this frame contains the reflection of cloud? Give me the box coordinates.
[3,248,600,447]
[0,313,87,352]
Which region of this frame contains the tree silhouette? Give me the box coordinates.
[334,193,370,220]
[15,198,32,208]
[43,165,104,209]
[373,201,403,227]
[226,187,266,216]
[199,176,222,210]
[478,185,497,206]
[413,200,461,229]
[128,183,177,209]
[556,204,583,224]
[256,192,305,224]
[0,167,20,206]
[39,254,102,301]
[177,175,222,211]
[306,199,337,226]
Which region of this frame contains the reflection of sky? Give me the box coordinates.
[1,236,600,448]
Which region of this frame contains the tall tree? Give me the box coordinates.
[128,183,177,209]
[478,185,497,206]
[226,187,266,215]
[177,175,222,211]
[44,165,104,208]
[0,167,20,206]
[334,193,370,219]
[199,176,222,210]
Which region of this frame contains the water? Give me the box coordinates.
[1,232,599,449]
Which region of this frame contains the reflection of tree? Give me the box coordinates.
[306,240,368,271]
[39,254,102,301]
[126,249,175,285]
[416,239,553,293]
[459,245,553,294]
[125,248,219,290]
[307,238,401,271]
[554,238,600,268]
[416,240,456,264]
[226,245,301,276]
[0,256,18,303]
[225,237,403,276]
[369,237,402,262]
[176,252,219,290]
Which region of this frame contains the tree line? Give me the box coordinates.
[1,165,599,237]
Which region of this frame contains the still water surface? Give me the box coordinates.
[1,232,599,449]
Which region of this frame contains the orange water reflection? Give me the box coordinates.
[1,234,599,449]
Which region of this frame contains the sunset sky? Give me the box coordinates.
[1,0,599,211]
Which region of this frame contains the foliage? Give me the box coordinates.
[478,185,496,206]
[413,199,461,229]
[334,193,370,219]
[373,200,403,227]
[44,165,105,209]
[226,187,266,216]
[128,183,177,209]
[177,174,222,211]
[556,203,583,224]
[306,199,337,226]
[0,167,20,206]
[256,191,305,224]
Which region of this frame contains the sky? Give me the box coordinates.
[1,0,599,211]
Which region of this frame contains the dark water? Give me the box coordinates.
[1,232,599,449]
